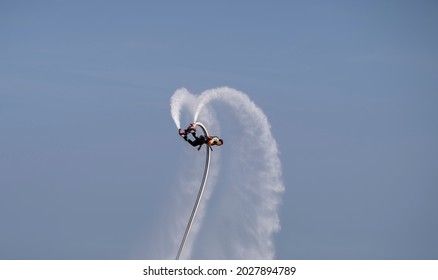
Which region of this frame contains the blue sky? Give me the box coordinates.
[1,0,437,259]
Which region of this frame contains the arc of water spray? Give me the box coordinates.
[175,122,211,260]
[169,87,283,259]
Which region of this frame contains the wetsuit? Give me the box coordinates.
[187,135,208,148]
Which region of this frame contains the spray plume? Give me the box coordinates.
[170,88,194,129]
[167,87,284,259]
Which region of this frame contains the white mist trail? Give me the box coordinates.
[168,87,284,259]
[193,87,284,259]
[171,88,195,129]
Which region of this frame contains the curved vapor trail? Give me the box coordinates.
[194,87,284,259]
[171,88,196,129]
[169,87,284,259]
[175,122,211,260]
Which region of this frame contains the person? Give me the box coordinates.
[178,124,223,150]
[187,135,223,151]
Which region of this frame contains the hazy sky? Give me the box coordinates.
[1,1,437,259]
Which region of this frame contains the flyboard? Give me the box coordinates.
[175,122,211,260]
